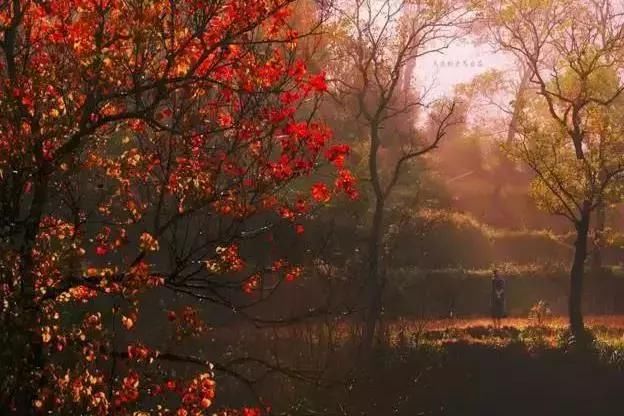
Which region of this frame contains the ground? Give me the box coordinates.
[214,316,624,415]
[358,316,624,416]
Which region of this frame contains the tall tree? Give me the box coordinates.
[479,0,624,339]
[0,0,352,413]
[509,67,624,340]
[329,0,465,351]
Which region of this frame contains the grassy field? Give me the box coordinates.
[418,315,624,330]
[347,316,624,415]
[385,315,624,350]
[212,316,624,415]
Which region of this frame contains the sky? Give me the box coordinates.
[416,40,513,99]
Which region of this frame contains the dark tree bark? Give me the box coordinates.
[12,166,49,415]
[361,121,385,353]
[362,197,384,352]
[569,203,590,338]
[591,201,606,275]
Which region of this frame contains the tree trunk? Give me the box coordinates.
[489,66,530,224]
[591,201,605,275]
[12,167,49,413]
[361,122,385,355]
[505,67,531,147]
[569,206,590,338]
[362,197,384,352]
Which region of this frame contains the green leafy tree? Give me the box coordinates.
[479,0,624,339]
[508,65,624,339]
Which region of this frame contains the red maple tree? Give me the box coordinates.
[0,0,354,414]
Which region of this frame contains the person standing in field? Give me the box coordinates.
[491,269,506,328]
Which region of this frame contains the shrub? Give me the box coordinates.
[528,300,552,326]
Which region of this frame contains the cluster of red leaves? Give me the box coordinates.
[36,366,109,414]
[178,373,217,413]
[168,307,208,341]
[143,372,218,416]
[240,260,303,293]
[205,244,245,274]
[0,0,356,413]
[214,407,268,416]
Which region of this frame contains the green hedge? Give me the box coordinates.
[385,267,624,318]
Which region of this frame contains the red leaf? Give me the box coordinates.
[311,183,330,203]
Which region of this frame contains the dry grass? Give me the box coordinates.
[384,315,624,348]
[212,315,624,354]
[414,315,624,331]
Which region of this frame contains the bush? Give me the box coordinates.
[528,300,552,326]
[556,327,597,352]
